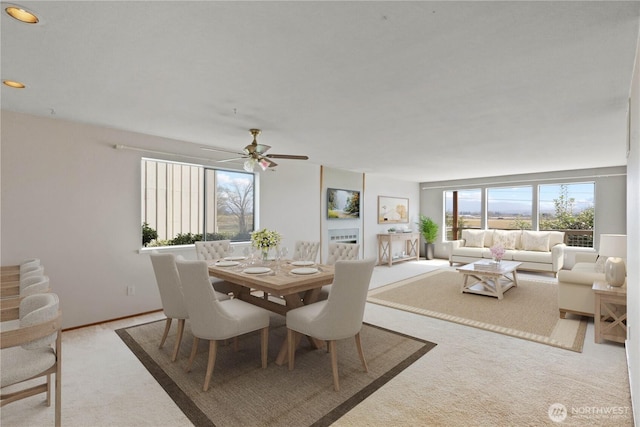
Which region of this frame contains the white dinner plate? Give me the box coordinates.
[291,260,315,267]
[243,267,271,274]
[224,256,246,261]
[291,267,319,275]
[215,260,239,267]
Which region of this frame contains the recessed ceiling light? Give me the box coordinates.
[3,80,26,89]
[5,5,39,24]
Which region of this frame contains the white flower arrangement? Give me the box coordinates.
[250,228,281,250]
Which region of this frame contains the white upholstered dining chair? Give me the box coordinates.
[1,293,62,426]
[150,253,230,362]
[292,241,320,263]
[286,258,376,391]
[176,259,270,391]
[194,240,236,296]
[317,242,361,300]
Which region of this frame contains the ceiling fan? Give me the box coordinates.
[201,129,309,172]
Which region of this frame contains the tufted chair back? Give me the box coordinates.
[326,243,360,265]
[195,240,231,261]
[292,241,320,262]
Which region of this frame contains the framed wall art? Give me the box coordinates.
[378,196,409,224]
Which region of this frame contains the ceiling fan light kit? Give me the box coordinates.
[202,129,309,172]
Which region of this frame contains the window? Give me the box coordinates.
[487,186,532,230]
[539,183,594,247]
[142,159,255,247]
[443,182,595,248]
[445,189,481,240]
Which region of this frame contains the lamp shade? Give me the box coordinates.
[598,234,627,258]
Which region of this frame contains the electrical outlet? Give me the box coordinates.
[127,285,135,296]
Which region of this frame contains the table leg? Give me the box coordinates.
[594,293,602,343]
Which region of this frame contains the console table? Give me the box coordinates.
[377,232,420,266]
[593,281,627,344]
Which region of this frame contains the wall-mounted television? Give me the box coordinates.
[327,188,360,219]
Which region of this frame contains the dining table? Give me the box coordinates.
[207,258,335,365]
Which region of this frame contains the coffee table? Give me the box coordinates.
[456,260,521,300]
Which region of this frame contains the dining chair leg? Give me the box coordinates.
[233,336,239,352]
[186,337,199,372]
[159,318,172,349]
[55,333,62,427]
[287,329,296,370]
[203,340,218,391]
[46,373,52,406]
[171,318,185,362]
[354,332,368,372]
[261,327,269,368]
[329,340,340,391]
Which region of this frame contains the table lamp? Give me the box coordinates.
[598,234,627,287]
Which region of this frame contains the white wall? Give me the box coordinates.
[626,30,640,426]
[363,174,421,260]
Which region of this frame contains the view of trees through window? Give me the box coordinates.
[141,159,255,247]
[445,182,594,247]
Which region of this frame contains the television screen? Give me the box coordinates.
[327,188,360,219]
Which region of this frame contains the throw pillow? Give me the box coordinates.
[463,230,485,248]
[492,230,517,250]
[523,231,550,252]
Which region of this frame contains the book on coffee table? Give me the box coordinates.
[473,260,500,270]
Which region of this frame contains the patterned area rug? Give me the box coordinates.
[368,270,587,352]
[116,314,435,426]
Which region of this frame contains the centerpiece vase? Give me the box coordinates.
[262,248,270,262]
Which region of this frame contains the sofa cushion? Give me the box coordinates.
[462,230,484,248]
[522,231,550,252]
[452,246,491,258]
[512,250,552,263]
[548,231,565,248]
[492,230,518,249]
[483,230,494,247]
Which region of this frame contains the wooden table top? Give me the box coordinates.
[456,260,521,276]
[208,260,335,297]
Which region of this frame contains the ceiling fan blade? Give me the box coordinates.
[201,146,244,156]
[217,156,246,163]
[265,154,309,160]
[265,158,278,168]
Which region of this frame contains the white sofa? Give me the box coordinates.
[449,229,566,276]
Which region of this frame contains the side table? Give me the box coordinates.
[592,281,627,344]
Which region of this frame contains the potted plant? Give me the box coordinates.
[417,215,439,260]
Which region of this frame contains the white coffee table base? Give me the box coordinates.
[457,261,521,300]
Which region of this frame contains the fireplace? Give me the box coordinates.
[328,228,359,244]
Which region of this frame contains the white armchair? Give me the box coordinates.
[557,252,601,318]
[176,260,270,391]
[1,293,62,426]
[286,259,376,391]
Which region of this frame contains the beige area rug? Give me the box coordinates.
[368,270,587,352]
[116,314,435,427]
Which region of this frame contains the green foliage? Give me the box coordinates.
[142,222,158,247]
[171,233,202,245]
[539,184,594,230]
[511,216,532,230]
[344,192,360,215]
[417,215,439,243]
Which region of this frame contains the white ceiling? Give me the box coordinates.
[2,1,639,182]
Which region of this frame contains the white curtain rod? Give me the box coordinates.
[113,144,239,164]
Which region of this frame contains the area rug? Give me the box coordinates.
[116,314,435,427]
[367,269,587,352]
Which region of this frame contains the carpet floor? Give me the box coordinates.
[368,270,587,352]
[116,314,435,427]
